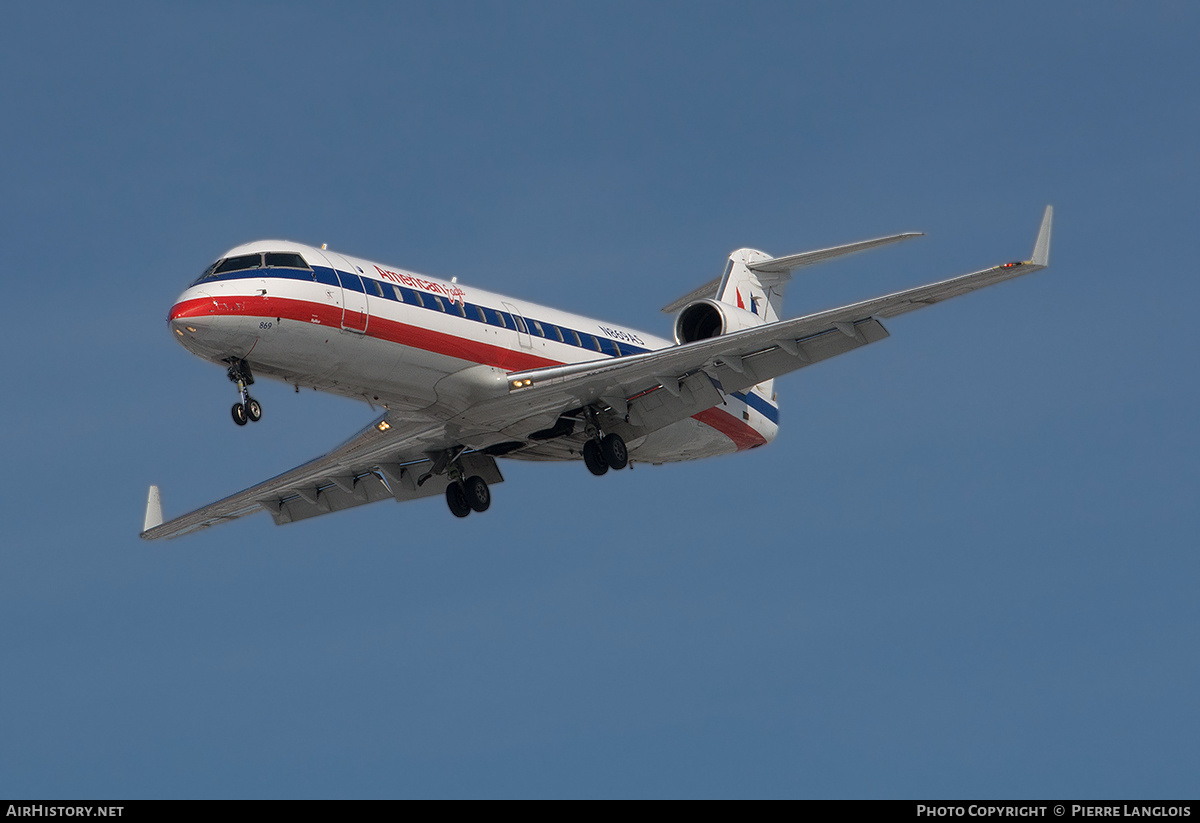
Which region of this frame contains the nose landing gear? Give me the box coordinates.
[226,359,262,426]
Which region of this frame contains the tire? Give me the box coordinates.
[232,402,248,426]
[245,398,262,422]
[600,433,628,470]
[463,476,491,512]
[583,439,608,476]
[446,483,471,518]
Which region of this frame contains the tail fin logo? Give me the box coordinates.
[735,288,761,315]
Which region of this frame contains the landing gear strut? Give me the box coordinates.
[226,358,261,426]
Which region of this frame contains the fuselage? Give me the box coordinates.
[168,240,778,463]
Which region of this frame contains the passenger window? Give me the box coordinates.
[584,334,601,352]
[392,285,405,302]
[214,254,262,275]
[568,329,582,347]
[474,305,486,322]
[512,315,528,334]
[430,295,445,312]
[493,310,507,329]
[370,280,385,297]
[451,300,466,317]
[530,320,545,337]
[410,290,424,308]
[264,252,309,269]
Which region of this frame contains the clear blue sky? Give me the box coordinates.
[2,1,1197,799]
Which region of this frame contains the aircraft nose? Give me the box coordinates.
[168,287,258,359]
[169,294,212,322]
[167,290,224,354]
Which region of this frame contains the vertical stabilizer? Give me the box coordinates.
[714,249,778,403]
[716,249,782,323]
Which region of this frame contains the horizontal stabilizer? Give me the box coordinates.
[660,277,724,314]
[662,231,922,312]
[748,232,923,276]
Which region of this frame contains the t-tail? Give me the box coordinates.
[664,230,923,420]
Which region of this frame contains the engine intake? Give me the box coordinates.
[674,299,763,344]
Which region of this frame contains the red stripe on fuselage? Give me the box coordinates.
[692,407,769,451]
[173,291,770,449]
[172,294,559,372]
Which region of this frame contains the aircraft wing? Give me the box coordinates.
[499,207,1053,430]
[140,411,502,540]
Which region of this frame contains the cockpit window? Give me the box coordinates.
[193,261,220,284]
[264,252,310,269]
[213,254,263,275]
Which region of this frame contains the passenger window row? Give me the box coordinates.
[326,268,644,358]
[193,256,645,358]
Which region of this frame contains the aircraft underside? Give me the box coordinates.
[215,315,755,467]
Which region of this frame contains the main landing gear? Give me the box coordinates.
[581,408,629,476]
[446,474,491,518]
[445,473,491,518]
[226,358,262,426]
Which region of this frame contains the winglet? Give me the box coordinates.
[142,485,163,534]
[1031,205,1053,267]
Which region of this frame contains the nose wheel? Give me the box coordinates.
[226,358,262,426]
[231,397,263,426]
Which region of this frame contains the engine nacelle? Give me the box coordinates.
[674,299,764,345]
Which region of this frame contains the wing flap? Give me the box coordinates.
[263,452,503,525]
[140,412,478,540]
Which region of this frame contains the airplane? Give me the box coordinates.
[141,206,1053,539]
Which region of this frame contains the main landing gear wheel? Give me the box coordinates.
[245,398,262,422]
[462,476,491,513]
[446,483,471,518]
[600,433,628,470]
[583,440,609,476]
[232,402,248,426]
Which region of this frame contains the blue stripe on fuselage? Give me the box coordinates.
[192,267,778,423]
[731,390,779,424]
